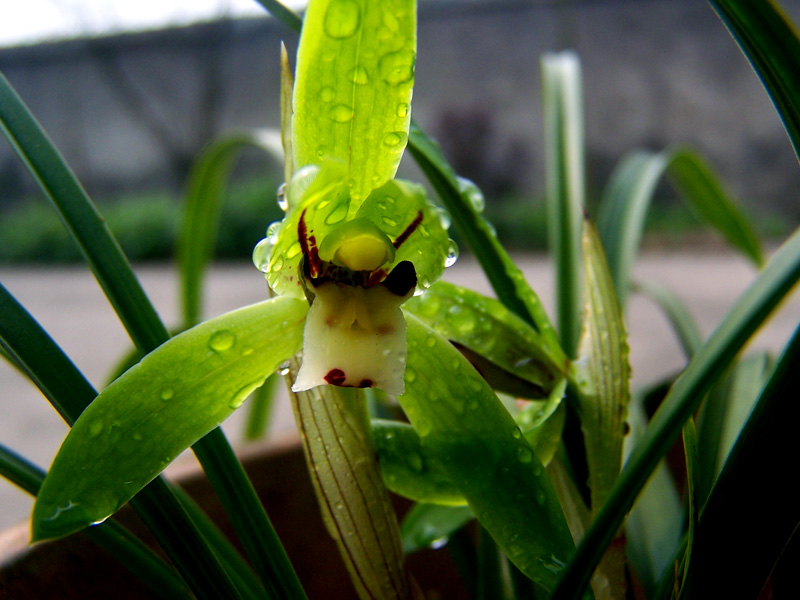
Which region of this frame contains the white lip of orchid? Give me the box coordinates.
[292,210,419,394]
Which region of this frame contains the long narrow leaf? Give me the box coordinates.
[709,0,800,165]
[178,133,280,327]
[551,226,800,600]
[542,51,585,357]
[406,122,559,345]
[0,444,193,600]
[598,148,763,307]
[685,322,800,598]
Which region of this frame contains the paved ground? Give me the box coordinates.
[2,250,799,531]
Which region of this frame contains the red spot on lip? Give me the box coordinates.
[358,379,374,388]
[324,368,347,386]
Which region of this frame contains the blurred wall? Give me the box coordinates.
[1,0,800,218]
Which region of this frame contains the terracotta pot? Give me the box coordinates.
[0,435,468,599]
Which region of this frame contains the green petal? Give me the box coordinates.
[32,296,307,541]
[292,0,416,203]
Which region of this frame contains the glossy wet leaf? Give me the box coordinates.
[400,503,473,554]
[400,314,574,590]
[405,281,568,398]
[574,222,631,515]
[286,368,412,600]
[32,296,307,541]
[292,0,415,203]
[373,419,465,505]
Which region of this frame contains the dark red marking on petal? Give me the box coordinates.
[358,379,374,388]
[381,260,417,296]
[298,209,322,278]
[367,268,388,287]
[324,368,347,386]
[393,210,424,249]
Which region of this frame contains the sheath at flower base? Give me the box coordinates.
[259,161,451,395]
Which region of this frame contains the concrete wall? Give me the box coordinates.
[2,0,800,218]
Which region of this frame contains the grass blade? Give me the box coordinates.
[406,122,559,344]
[551,226,800,600]
[0,444,194,600]
[542,51,585,357]
[179,133,281,327]
[685,323,800,598]
[633,279,704,360]
[0,282,244,600]
[709,0,800,164]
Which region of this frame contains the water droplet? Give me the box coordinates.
[436,206,452,230]
[286,241,302,258]
[323,0,361,39]
[132,432,143,441]
[407,451,423,473]
[382,216,398,227]
[271,254,284,272]
[457,177,486,212]
[320,86,335,102]
[208,330,236,353]
[316,144,330,158]
[230,380,263,409]
[396,103,409,118]
[331,104,354,122]
[516,446,533,463]
[430,536,449,550]
[347,65,369,85]
[447,303,475,333]
[160,388,175,401]
[425,335,437,348]
[379,49,415,85]
[511,427,522,439]
[444,239,459,267]
[382,131,408,147]
[325,203,348,225]
[252,237,273,273]
[89,421,104,438]
[276,182,288,211]
[535,489,547,506]
[405,367,417,384]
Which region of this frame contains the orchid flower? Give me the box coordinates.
[32,0,578,593]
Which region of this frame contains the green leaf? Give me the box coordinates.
[292,0,416,203]
[178,133,280,328]
[373,419,465,505]
[406,122,560,345]
[405,281,568,398]
[667,148,763,267]
[551,225,800,600]
[598,148,763,307]
[597,151,670,306]
[32,296,307,541]
[400,503,473,554]
[400,314,574,591]
[542,51,585,357]
[0,70,167,353]
[624,402,683,597]
[633,279,704,360]
[684,322,800,598]
[574,221,631,514]
[709,0,800,165]
[286,371,412,600]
